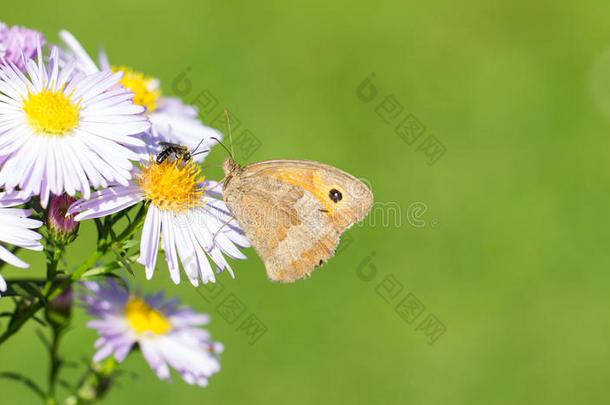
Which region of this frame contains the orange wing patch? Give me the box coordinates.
[269,168,343,213]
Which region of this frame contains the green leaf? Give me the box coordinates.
[0,372,45,399]
[31,316,47,327]
[113,251,135,277]
[121,239,139,250]
[35,328,50,350]
[80,265,117,279]
[4,280,45,299]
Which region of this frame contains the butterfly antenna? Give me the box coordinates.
[224,109,235,159]
[210,137,234,160]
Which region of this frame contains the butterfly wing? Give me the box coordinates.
[223,160,373,282]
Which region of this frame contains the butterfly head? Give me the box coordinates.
[222,157,241,177]
[222,157,242,189]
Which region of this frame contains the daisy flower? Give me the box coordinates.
[59,30,221,161]
[0,192,44,297]
[82,280,223,387]
[0,22,45,71]
[68,157,249,285]
[0,46,150,207]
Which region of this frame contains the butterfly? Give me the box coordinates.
[222,157,373,282]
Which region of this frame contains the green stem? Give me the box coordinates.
[42,244,63,297]
[46,327,62,405]
[49,245,62,279]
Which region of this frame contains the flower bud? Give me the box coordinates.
[48,194,79,244]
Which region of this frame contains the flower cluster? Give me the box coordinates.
[0,22,249,286]
[0,21,251,393]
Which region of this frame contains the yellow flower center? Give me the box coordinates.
[22,88,80,135]
[125,297,171,335]
[112,65,161,112]
[138,159,205,212]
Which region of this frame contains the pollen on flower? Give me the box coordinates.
[139,158,206,212]
[112,65,161,112]
[125,297,171,335]
[22,88,80,135]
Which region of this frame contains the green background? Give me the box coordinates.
[2,0,610,403]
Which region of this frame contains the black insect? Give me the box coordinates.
[156,140,209,164]
[156,142,191,164]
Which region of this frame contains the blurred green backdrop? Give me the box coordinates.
[2,0,610,403]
